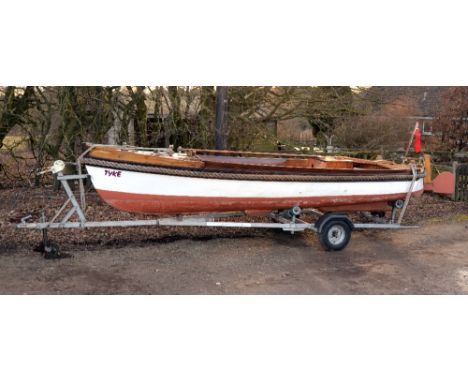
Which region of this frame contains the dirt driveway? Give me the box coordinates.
[1,220,467,294]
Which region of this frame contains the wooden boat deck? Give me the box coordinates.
[88,146,416,175]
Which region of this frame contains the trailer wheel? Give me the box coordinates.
[319,220,352,251]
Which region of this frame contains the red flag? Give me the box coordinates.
[413,126,421,153]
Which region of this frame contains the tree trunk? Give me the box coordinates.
[215,86,228,149]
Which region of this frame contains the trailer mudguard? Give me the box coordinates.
[315,213,354,233]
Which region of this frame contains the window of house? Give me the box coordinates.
[422,120,433,135]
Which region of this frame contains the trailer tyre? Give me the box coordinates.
[319,220,352,251]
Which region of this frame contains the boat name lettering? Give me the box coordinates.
[104,169,122,177]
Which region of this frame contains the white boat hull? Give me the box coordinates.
[86,165,424,214]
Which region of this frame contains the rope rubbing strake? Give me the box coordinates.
[83,158,425,183]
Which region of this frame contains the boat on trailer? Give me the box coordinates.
[82,144,425,215]
[17,144,426,255]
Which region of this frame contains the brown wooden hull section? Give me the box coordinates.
[95,189,423,215]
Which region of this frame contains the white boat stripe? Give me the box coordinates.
[86,165,424,198]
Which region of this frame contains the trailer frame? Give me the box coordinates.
[16,164,419,256]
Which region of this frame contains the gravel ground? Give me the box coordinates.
[0,186,467,294]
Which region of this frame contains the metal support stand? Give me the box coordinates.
[40,213,49,248]
[37,212,60,258]
[397,165,418,225]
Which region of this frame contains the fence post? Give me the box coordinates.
[424,154,432,184]
[452,161,458,201]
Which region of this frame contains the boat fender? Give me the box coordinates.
[315,213,354,233]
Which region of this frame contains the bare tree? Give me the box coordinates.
[434,87,468,151]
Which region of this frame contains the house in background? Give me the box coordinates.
[407,89,444,136]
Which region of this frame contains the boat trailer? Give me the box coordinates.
[17,160,419,257]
